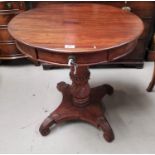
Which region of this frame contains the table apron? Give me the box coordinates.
[15,40,138,66]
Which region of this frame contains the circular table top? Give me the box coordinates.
[8,3,144,54]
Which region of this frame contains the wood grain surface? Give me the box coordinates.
[8,3,144,53]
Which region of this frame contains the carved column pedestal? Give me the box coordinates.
[39,66,114,142]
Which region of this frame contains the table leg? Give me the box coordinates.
[39,66,114,142]
[147,62,155,92]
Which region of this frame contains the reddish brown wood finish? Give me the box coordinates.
[8,4,143,54]
[40,67,114,142]
[0,1,26,60]
[8,3,143,142]
[37,1,155,69]
[102,2,155,68]
[0,27,14,41]
[0,42,21,57]
[15,40,138,66]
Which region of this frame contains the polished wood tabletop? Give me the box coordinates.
[8,3,143,53]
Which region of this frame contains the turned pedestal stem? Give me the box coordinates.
[70,66,90,106]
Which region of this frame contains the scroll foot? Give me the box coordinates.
[103,84,114,95]
[39,117,56,136]
[57,82,70,92]
[98,117,114,142]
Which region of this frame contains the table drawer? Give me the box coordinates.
[0,42,20,56]
[0,11,18,25]
[0,27,13,42]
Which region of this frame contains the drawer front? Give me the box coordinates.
[0,2,22,11]
[0,27,13,42]
[0,42,21,56]
[0,12,18,25]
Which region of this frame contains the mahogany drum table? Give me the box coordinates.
[8,3,144,142]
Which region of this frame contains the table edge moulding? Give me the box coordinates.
[8,3,144,142]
